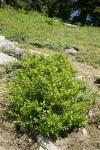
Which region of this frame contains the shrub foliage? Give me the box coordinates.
[9,53,94,138]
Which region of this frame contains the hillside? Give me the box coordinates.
[0,8,100,150]
[0,8,100,68]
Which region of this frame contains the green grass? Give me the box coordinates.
[0,8,100,68]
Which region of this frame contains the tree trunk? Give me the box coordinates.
[0,0,5,8]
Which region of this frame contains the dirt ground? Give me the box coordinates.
[0,56,100,150]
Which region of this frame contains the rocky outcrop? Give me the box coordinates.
[0,35,25,56]
[0,35,25,65]
[0,52,17,65]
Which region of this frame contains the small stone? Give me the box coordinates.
[13,121,18,124]
[79,127,87,136]
[88,110,94,118]
[28,138,32,144]
[0,35,5,42]
[65,48,77,54]
[37,134,58,150]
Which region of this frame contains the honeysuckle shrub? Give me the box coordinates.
[8,53,95,138]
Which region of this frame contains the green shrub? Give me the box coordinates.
[8,53,95,138]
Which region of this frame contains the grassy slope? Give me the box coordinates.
[0,8,100,68]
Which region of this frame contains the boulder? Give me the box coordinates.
[0,52,17,65]
[0,40,16,50]
[37,134,58,150]
[0,37,25,57]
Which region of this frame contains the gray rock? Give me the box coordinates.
[63,23,77,28]
[30,49,49,56]
[75,75,83,81]
[14,47,25,54]
[0,36,25,57]
[28,138,32,144]
[0,52,17,65]
[88,110,94,118]
[0,40,16,50]
[0,35,5,42]
[0,35,49,59]
[30,49,42,55]
[65,48,77,54]
[37,134,58,150]
[79,127,87,136]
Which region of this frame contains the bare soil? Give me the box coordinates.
[55,56,100,150]
[0,55,100,150]
[0,80,38,150]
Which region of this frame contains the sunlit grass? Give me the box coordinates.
[0,8,100,68]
